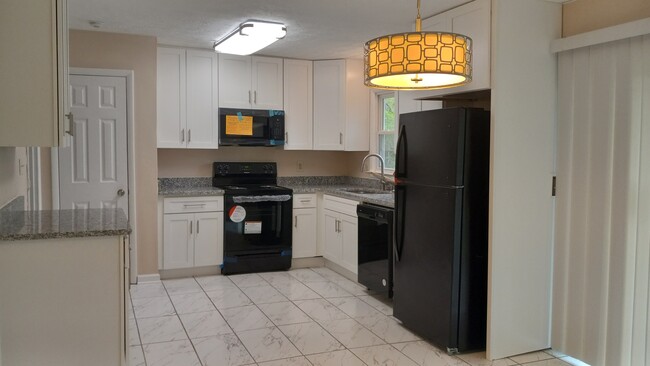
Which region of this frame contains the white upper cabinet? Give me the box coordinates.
[219,55,283,110]
[417,0,491,98]
[313,59,369,151]
[157,47,219,149]
[283,59,314,150]
[0,0,68,147]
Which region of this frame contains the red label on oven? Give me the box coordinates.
[229,205,246,222]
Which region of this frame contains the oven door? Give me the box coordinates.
[224,194,293,254]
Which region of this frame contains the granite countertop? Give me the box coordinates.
[286,184,394,208]
[157,176,394,208]
[158,186,225,197]
[0,208,131,241]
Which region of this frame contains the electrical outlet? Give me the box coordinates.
[297,161,304,171]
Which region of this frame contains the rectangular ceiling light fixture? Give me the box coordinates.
[213,20,287,56]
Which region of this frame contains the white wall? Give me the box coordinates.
[487,0,561,359]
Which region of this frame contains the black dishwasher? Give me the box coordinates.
[357,203,394,298]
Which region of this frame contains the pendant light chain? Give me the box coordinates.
[416,0,422,32]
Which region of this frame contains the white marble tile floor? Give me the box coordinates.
[128,268,576,366]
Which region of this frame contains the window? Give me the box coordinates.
[377,93,396,171]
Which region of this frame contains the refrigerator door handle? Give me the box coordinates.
[394,185,406,262]
[395,124,408,179]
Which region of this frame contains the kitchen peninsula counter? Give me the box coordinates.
[0,208,131,241]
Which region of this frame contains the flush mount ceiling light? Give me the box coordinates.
[364,0,472,90]
[213,20,287,56]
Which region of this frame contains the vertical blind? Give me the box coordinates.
[553,34,650,366]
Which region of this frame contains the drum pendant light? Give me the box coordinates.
[364,0,472,90]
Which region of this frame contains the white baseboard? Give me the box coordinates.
[324,259,358,282]
[137,274,161,283]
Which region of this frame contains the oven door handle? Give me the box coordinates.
[232,195,292,203]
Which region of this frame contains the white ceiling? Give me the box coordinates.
[68,0,472,60]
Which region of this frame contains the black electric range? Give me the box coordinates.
[213,162,293,275]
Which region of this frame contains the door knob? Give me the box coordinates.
[117,189,125,197]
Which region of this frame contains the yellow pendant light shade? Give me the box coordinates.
[364,1,472,90]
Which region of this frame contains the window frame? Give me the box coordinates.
[369,91,397,174]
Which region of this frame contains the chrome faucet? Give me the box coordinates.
[361,153,390,191]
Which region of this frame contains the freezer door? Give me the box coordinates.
[397,108,467,187]
[393,183,463,350]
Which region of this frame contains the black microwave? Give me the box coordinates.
[219,108,285,146]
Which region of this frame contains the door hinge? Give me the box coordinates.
[552,176,557,197]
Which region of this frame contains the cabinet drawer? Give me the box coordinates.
[323,195,359,217]
[164,196,223,214]
[293,194,317,208]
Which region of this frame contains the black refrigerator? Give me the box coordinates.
[393,107,489,354]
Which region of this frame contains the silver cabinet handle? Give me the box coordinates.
[188,129,191,143]
[248,90,252,104]
[190,221,193,234]
[117,189,125,197]
[285,132,288,144]
[183,203,206,208]
[181,129,185,142]
[300,199,310,203]
[254,90,257,104]
[197,220,200,234]
[64,113,74,136]
[339,132,343,145]
[294,215,298,228]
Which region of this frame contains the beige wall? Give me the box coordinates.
[0,147,27,209]
[158,149,368,177]
[69,30,158,275]
[563,0,650,36]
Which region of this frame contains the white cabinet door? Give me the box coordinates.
[313,60,346,150]
[252,56,283,109]
[398,91,423,115]
[449,0,491,92]
[194,212,224,267]
[186,50,219,149]
[218,54,252,109]
[157,47,186,148]
[323,210,342,262]
[340,214,358,274]
[283,59,313,150]
[417,0,491,97]
[163,213,194,269]
[342,59,370,151]
[0,0,68,147]
[293,208,317,258]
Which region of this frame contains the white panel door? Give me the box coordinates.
[313,60,345,150]
[323,210,342,262]
[252,56,283,110]
[60,75,128,213]
[340,214,358,275]
[194,212,224,267]
[186,50,219,149]
[157,47,186,148]
[284,59,313,150]
[163,213,194,269]
[218,54,252,109]
[293,208,317,258]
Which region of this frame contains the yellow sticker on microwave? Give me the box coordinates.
[225,115,253,136]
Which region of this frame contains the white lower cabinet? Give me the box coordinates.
[292,194,318,258]
[321,195,359,274]
[162,197,224,270]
